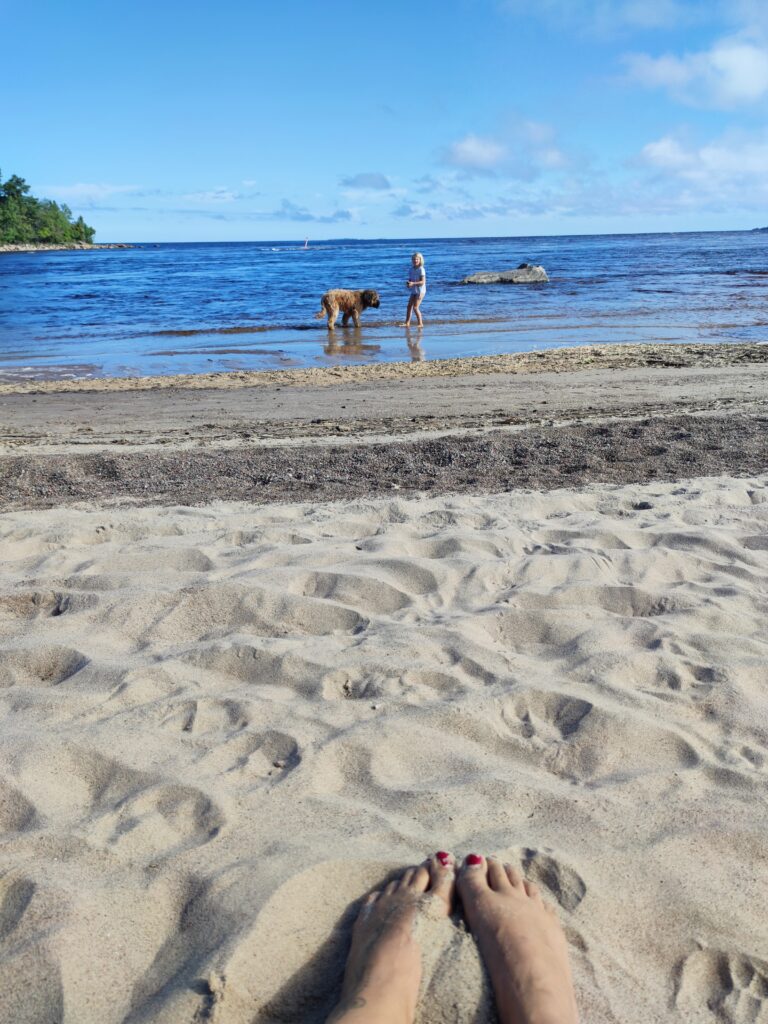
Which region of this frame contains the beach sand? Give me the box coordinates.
[1,345,767,1023]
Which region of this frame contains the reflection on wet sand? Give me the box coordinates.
[323,325,426,364]
[323,327,380,358]
[406,327,425,362]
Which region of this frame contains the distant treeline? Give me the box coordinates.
[0,171,95,245]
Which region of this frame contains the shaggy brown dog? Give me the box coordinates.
[315,289,380,330]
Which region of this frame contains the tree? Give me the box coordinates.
[0,169,96,245]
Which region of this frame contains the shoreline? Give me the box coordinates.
[0,242,133,253]
[2,341,768,509]
[1,341,767,395]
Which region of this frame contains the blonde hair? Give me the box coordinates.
[411,252,424,266]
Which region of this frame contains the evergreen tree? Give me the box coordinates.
[0,169,96,245]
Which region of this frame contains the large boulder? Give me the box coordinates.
[461,263,548,284]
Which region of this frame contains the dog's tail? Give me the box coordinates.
[314,309,325,319]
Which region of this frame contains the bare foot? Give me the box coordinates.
[327,853,455,1024]
[457,854,579,1024]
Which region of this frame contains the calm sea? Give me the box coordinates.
[0,232,766,382]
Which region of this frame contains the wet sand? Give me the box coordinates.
[1,342,767,509]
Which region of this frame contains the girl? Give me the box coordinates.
[404,252,426,327]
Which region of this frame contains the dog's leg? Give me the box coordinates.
[352,309,361,327]
[327,302,338,330]
[341,312,351,327]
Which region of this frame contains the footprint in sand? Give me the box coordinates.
[0,589,84,621]
[193,728,300,781]
[88,782,223,859]
[291,570,412,616]
[500,688,699,784]
[183,642,328,698]
[520,848,587,914]
[0,646,88,688]
[15,743,223,861]
[160,697,250,735]
[677,946,768,1022]
[321,665,465,702]
[146,583,369,646]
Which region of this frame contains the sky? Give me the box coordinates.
[4,0,768,241]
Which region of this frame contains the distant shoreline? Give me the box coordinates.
[0,242,133,253]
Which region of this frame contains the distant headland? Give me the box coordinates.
[0,169,126,252]
[0,241,133,252]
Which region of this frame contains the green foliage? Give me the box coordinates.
[0,169,95,245]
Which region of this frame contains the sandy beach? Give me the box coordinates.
[1,344,767,1023]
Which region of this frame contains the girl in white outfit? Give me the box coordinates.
[404,252,426,327]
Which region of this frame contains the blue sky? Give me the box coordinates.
[5,0,768,240]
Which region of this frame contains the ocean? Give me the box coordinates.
[0,231,766,382]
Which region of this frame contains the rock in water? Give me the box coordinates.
[461,263,549,284]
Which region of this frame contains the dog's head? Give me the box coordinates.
[361,289,380,309]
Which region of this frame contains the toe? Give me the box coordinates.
[486,856,511,891]
[504,863,525,890]
[457,853,489,898]
[399,867,417,888]
[425,852,455,913]
[407,863,431,894]
[524,879,543,904]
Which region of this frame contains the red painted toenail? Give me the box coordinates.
[466,853,483,866]
[437,851,451,865]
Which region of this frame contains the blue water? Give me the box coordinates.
[0,232,766,382]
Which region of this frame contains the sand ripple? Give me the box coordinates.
[0,476,766,1022]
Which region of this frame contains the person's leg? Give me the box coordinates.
[327,853,455,1024]
[403,295,417,326]
[457,854,579,1024]
[413,294,424,326]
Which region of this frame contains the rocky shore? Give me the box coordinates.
[0,242,133,253]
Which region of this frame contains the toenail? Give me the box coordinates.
[466,853,483,866]
[437,851,451,866]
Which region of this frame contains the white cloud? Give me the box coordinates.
[639,136,691,170]
[180,187,240,202]
[441,122,567,178]
[443,134,508,171]
[625,36,768,105]
[638,131,768,207]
